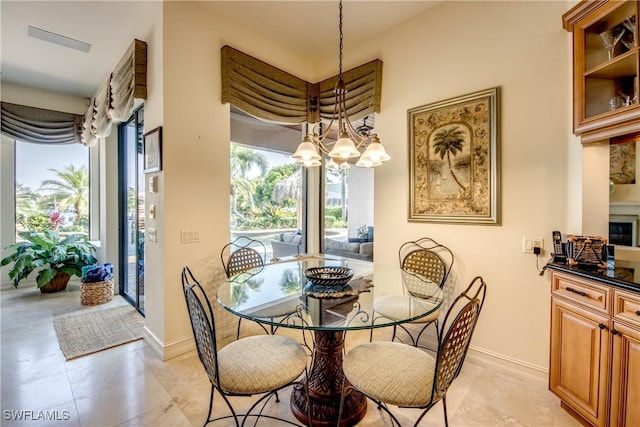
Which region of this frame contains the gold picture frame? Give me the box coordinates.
[408,87,500,224]
[143,127,162,173]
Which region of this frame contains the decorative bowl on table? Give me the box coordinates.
[304,267,354,287]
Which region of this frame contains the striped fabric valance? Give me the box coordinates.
[82,39,147,147]
[91,80,112,139]
[221,45,382,124]
[0,102,83,145]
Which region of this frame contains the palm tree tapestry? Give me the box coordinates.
[408,87,500,224]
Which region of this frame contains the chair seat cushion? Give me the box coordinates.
[218,335,307,394]
[373,295,440,323]
[344,342,435,407]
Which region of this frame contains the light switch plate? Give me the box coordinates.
[148,228,157,242]
[181,229,200,244]
[149,176,157,193]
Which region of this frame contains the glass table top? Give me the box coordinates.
[216,256,444,331]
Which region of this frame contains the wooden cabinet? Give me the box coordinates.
[610,290,640,427]
[550,297,610,426]
[563,0,640,140]
[550,271,640,427]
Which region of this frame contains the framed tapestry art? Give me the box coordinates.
[408,87,500,224]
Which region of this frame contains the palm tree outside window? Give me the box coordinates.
[14,141,89,237]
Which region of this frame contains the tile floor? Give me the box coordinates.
[1,282,581,427]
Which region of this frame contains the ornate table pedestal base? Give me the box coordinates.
[291,330,367,427]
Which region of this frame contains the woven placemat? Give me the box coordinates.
[53,304,144,360]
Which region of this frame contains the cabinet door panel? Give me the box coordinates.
[610,322,640,427]
[550,297,610,427]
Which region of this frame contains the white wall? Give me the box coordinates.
[353,0,572,374]
[1,82,87,114]
[347,167,374,238]
[0,136,15,286]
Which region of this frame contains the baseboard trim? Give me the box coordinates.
[142,326,165,359]
[142,326,195,361]
[466,345,549,381]
[164,336,195,361]
[371,323,549,381]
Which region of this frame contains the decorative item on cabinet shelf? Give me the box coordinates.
[566,235,608,269]
[599,27,625,61]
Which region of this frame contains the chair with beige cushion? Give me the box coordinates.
[181,266,308,427]
[341,276,487,427]
[371,237,454,346]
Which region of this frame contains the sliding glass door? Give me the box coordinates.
[118,108,145,313]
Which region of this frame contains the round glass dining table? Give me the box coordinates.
[216,255,443,427]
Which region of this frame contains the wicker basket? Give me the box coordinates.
[567,235,608,269]
[80,279,114,306]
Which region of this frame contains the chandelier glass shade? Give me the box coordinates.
[292,0,390,169]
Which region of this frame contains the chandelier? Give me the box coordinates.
[292,0,390,169]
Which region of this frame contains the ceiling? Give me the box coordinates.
[1,1,441,100]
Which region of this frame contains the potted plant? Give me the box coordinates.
[356,224,369,243]
[1,230,97,293]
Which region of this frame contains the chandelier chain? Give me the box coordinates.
[339,0,343,77]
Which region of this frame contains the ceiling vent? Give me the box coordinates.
[27,26,91,53]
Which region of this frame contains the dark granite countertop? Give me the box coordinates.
[548,260,640,293]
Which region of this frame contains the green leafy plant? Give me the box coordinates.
[357,224,369,239]
[22,213,51,232]
[1,230,97,289]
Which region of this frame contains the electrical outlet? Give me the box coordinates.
[522,237,544,254]
[532,238,543,253]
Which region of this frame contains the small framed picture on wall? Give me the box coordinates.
[143,127,162,173]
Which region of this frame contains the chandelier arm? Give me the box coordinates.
[317,86,341,141]
[343,116,367,147]
[316,117,337,147]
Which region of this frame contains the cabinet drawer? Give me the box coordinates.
[552,271,610,314]
[613,289,640,328]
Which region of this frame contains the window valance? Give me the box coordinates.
[82,39,147,147]
[0,102,83,145]
[221,45,382,124]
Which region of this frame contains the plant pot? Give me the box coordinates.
[40,271,71,293]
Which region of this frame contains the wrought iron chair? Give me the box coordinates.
[371,237,454,346]
[221,236,266,278]
[220,236,268,339]
[181,266,308,427]
[341,276,487,427]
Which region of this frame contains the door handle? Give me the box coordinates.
[566,287,588,297]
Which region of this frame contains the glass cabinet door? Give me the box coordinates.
[566,0,639,135]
